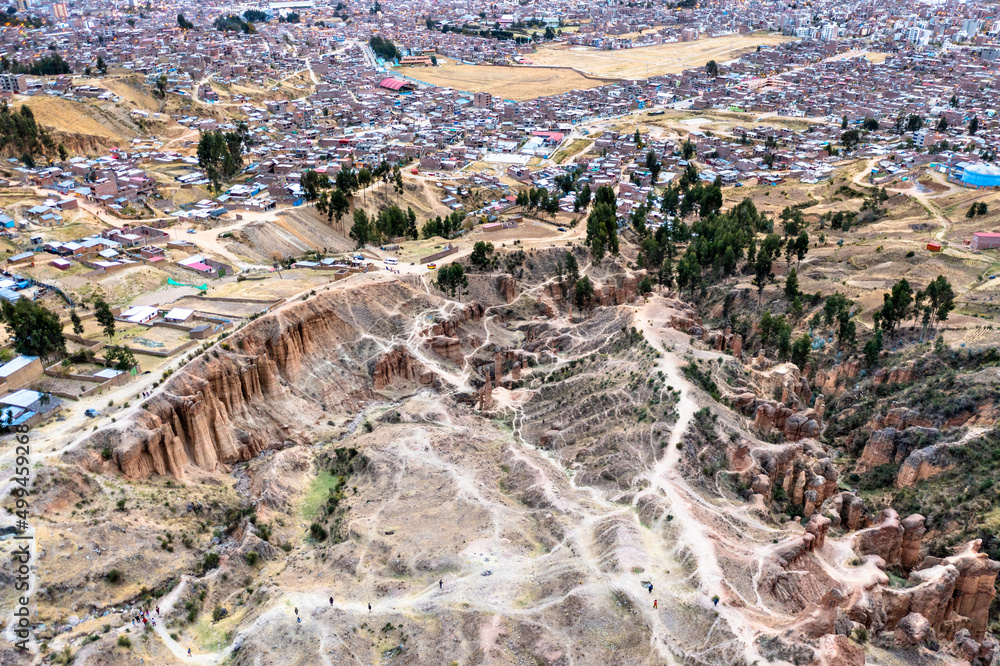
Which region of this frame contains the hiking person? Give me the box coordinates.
[188,648,192,656]
[368,603,371,613]
[294,607,298,615]
[648,583,653,594]
[439,579,443,589]
[329,596,334,606]
[653,599,658,609]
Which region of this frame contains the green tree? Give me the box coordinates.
[57,143,68,161]
[776,327,792,361]
[437,263,468,299]
[328,188,350,230]
[197,130,244,191]
[660,183,678,215]
[676,252,701,296]
[840,129,861,151]
[863,328,883,368]
[585,197,617,264]
[936,116,948,132]
[94,298,116,341]
[630,204,647,238]
[96,54,107,75]
[705,59,718,77]
[574,276,593,311]
[791,333,811,370]
[968,115,979,135]
[0,298,66,359]
[924,275,955,325]
[69,310,84,335]
[104,345,137,372]
[699,183,723,218]
[874,278,913,338]
[646,149,662,183]
[469,241,495,271]
[681,139,695,160]
[349,209,370,249]
[784,268,799,300]
[300,169,328,201]
[564,251,579,294]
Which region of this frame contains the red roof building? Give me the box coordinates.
[971,233,1000,251]
[379,78,415,92]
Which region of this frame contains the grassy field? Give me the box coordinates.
[553,138,592,164]
[398,60,613,101]
[530,33,796,79]
[301,470,337,520]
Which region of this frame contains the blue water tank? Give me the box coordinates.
[961,163,1000,188]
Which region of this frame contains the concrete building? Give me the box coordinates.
[0,74,28,96]
[0,356,43,392]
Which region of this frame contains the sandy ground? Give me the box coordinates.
[530,33,797,79]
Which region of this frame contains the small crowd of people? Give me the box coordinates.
[130,606,159,628]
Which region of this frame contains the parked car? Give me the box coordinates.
[557,227,567,232]
[84,409,100,418]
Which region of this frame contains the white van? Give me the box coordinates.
[384,257,398,266]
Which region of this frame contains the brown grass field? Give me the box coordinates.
[400,60,613,100]
[17,96,126,141]
[529,33,797,79]
[405,34,796,99]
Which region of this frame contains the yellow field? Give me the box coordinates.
[400,61,613,101]
[100,77,162,112]
[16,96,125,141]
[529,33,796,79]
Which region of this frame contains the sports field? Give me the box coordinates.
[530,33,796,79]
[403,34,795,100]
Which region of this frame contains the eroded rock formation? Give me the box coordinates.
[77,283,477,480]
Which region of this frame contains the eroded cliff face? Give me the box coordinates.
[80,281,447,480]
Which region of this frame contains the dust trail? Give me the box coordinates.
[633,298,765,664]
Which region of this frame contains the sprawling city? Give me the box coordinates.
[0,0,999,663]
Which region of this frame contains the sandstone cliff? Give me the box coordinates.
[76,282,459,480]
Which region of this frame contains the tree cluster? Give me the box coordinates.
[515,187,559,217]
[0,103,56,165]
[966,202,988,218]
[583,185,620,263]
[0,298,65,359]
[436,263,468,298]
[2,52,70,76]
[369,35,401,61]
[197,130,247,191]
[213,14,255,33]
